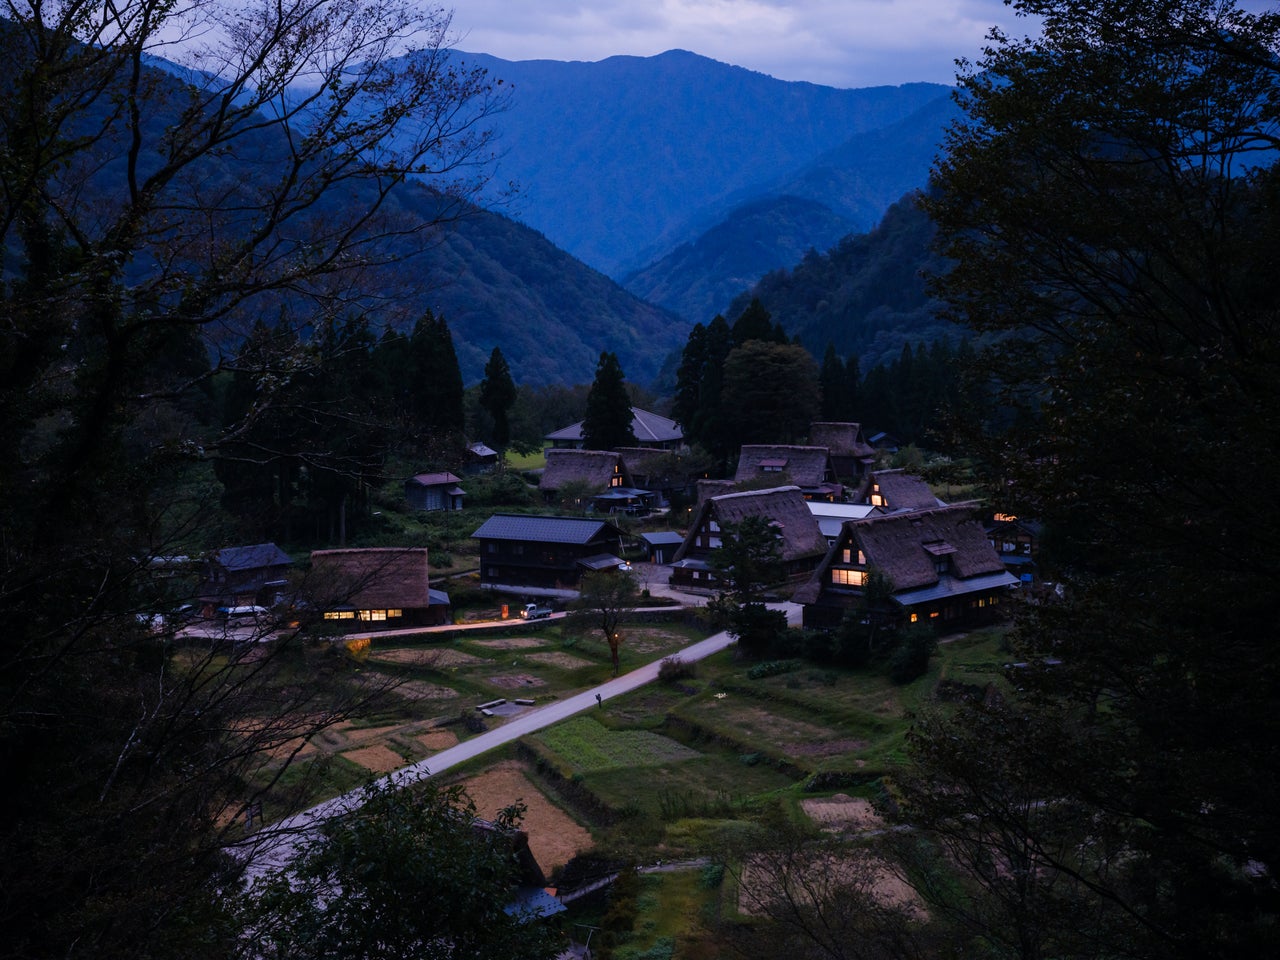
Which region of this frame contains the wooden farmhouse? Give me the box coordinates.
[545,406,683,450]
[198,542,292,615]
[733,444,843,501]
[808,421,878,481]
[404,471,466,512]
[795,505,1019,630]
[669,485,828,589]
[853,469,942,512]
[472,514,628,590]
[308,547,450,627]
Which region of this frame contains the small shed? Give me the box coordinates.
[640,531,685,564]
[405,472,466,512]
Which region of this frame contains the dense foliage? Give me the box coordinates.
[898,2,1280,957]
[582,351,639,450]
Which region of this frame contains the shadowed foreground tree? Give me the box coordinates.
[0,2,507,956]
[899,2,1280,958]
[238,780,563,960]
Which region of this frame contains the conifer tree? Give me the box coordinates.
[581,351,637,451]
[479,346,517,452]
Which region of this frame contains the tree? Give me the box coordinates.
[238,779,563,960]
[0,3,507,956]
[581,351,637,451]
[479,347,518,454]
[708,517,788,658]
[721,341,822,447]
[900,2,1280,957]
[570,569,641,676]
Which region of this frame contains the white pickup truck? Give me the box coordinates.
[519,602,555,620]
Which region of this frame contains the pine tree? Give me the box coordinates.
[581,352,636,451]
[479,347,517,452]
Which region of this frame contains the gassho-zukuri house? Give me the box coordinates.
[794,504,1019,630]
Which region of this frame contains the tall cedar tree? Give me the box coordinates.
[0,3,505,957]
[479,346,517,452]
[581,351,637,450]
[895,2,1280,958]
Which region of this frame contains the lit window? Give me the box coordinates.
[858,550,866,565]
[871,494,885,506]
[910,613,919,623]
[842,548,851,563]
[324,611,355,620]
[930,611,940,619]
[388,609,402,618]
[831,569,865,586]
[359,610,388,621]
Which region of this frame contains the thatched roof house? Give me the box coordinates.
[539,449,632,498]
[670,485,828,588]
[308,547,448,626]
[808,422,877,479]
[854,469,942,513]
[796,505,1018,630]
[733,445,841,501]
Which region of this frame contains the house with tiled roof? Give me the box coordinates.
[669,486,828,590]
[308,547,450,626]
[795,505,1019,630]
[545,407,683,450]
[404,471,466,512]
[733,445,842,501]
[808,422,878,480]
[472,514,627,590]
[198,542,292,615]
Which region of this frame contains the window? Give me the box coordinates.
[831,569,865,586]
[870,494,885,507]
[358,610,389,621]
[842,548,851,563]
[511,544,524,556]
[486,542,497,554]
[324,611,355,620]
[910,612,919,623]
[858,550,866,565]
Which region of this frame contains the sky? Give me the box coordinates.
[446,0,1039,89]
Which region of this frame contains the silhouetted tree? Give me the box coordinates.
[582,352,637,451]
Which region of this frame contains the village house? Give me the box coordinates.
[986,512,1042,579]
[404,471,466,512]
[669,485,829,589]
[462,442,500,475]
[472,514,628,591]
[197,542,292,616]
[539,449,630,500]
[794,504,1019,630]
[733,444,843,501]
[808,421,878,481]
[308,547,450,627]
[545,406,684,450]
[853,468,943,513]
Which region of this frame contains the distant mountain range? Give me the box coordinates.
[446,50,955,296]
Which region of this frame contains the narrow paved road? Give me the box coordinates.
[238,628,738,882]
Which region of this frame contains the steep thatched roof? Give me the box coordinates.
[309,547,432,609]
[857,469,942,512]
[734,445,834,487]
[809,422,876,459]
[675,485,827,564]
[539,449,630,492]
[794,504,1010,605]
[695,479,738,506]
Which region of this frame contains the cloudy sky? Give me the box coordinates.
[447,0,1039,89]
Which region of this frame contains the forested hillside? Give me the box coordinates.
[727,192,953,371]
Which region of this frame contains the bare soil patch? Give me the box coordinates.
[369,647,488,668]
[416,729,459,752]
[717,705,839,745]
[456,762,594,873]
[738,850,926,920]
[342,743,407,773]
[391,679,460,701]
[472,636,548,650]
[487,672,547,688]
[789,738,869,757]
[801,794,885,832]
[526,651,594,670]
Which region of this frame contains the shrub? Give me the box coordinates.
[746,659,800,680]
[657,655,697,683]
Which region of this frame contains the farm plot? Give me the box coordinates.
[535,716,700,772]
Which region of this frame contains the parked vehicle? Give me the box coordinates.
[519,602,554,620]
